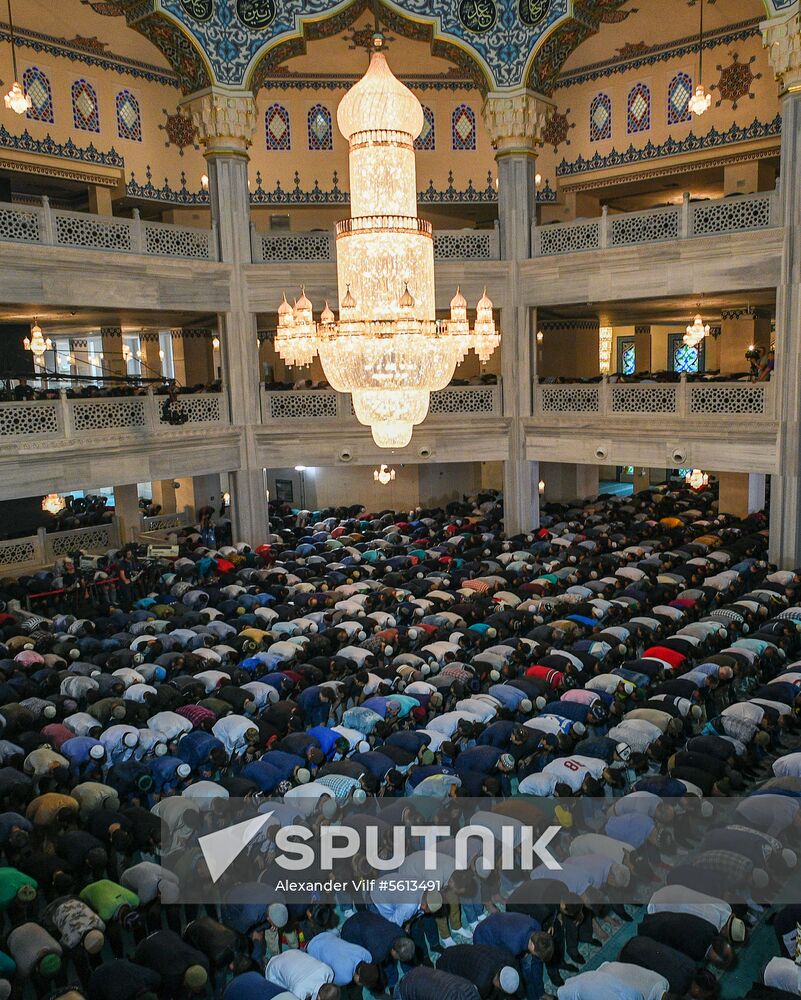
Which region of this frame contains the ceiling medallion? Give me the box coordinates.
[458,0,498,33]
[518,0,551,28]
[179,0,214,22]
[236,0,277,29]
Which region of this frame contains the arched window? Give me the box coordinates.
[667,72,693,125]
[452,103,476,150]
[115,90,141,141]
[72,79,100,132]
[307,104,332,150]
[627,83,651,134]
[23,67,52,123]
[266,103,291,150]
[415,105,435,151]
[589,93,611,142]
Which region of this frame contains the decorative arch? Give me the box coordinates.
[626,82,650,134]
[22,66,53,123]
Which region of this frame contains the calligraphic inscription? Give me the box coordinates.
[179,0,214,22]
[458,0,497,33]
[236,0,277,29]
[518,0,551,27]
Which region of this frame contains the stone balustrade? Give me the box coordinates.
[261,382,503,423]
[0,198,218,261]
[0,520,121,573]
[251,225,501,263]
[532,190,779,257]
[535,377,775,421]
[0,391,229,447]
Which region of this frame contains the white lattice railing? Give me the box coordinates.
[535,378,775,420]
[0,520,121,574]
[262,383,502,424]
[533,190,779,257]
[252,226,500,263]
[140,511,191,533]
[0,391,229,445]
[0,198,218,261]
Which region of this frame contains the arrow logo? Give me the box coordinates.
[198,810,274,883]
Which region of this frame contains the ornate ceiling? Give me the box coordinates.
[82,0,789,96]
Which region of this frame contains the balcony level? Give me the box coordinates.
[527,377,779,474]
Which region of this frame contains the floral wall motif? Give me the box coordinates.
[711,52,762,109]
[159,106,199,155]
[542,108,573,152]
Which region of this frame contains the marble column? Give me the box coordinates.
[113,483,141,544]
[762,10,801,566]
[483,92,551,535]
[482,88,552,260]
[183,88,268,544]
[100,326,126,379]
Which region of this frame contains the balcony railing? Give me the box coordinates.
[532,190,779,257]
[534,377,775,421]
[0,198,218,261]
[262,383,503,423]
[1,391,229,446]
[0,520,121,573]
[251,225,501,263]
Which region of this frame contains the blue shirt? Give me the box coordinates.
[307,931,372,986]
[473,912,539,955]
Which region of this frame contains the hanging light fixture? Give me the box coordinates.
[23,318,52,359]
[275,34,499,448]
[684,311,710,348]
[688,0,712,116]
[599,326,613,374]
[122,344,132,364]
[685,469,709,491]
[41,493,66,515]
[3,0,30,115]
[212,335,220,351]
[536,330,544,344]
[374,464,396,485]
[538,480,545,495]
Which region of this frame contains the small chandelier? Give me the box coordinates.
[684,313,710,348]
[24,318,52,359]
[688,0,712,117]
[212,336,220,351]
[275,38,499,448]
[685,469,709,491]
[599,326,613,374]
[41,493,66,515]
[122,344,132,364]
[374,464,396,485]
[4,0,31,116]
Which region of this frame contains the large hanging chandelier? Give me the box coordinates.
[275,35,499,448]
[4,0,31,115]
[688,0,712,117]
[23,318,52,359]
[41,493,66,515]
[685,469,709,491]
[684,313,710,348]
[374,464,396,485]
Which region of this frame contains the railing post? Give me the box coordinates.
[36,527,48,566]
[681,192,691,239]
[678,373,688,418]
[249,221,260,263]
[600,375,610,415]
[59,389,72,440]
[131,208,145,254]
[600,205,609,249]
[209,220,219,261]
[145,386,159,433]
[40,195,56,246]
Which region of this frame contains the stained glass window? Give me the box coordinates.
[307,104,332,150]
[72,79,100,132]
[669,333,704,373]
[618,338,636,375]
[23,67,53,123]
[589,93,612,142]
[667,73,693,126]
[266,104,291,150]
[115,90,141,141]
[415,105,435,151]
[452,104,476,150]
[627,83,651,134]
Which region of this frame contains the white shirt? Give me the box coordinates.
[646,885,731,930]
[773,752,801,778]
[266,951,335,1000]
[764,957,801,994]
[544,755,605,793]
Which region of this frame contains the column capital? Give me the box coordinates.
[181,88,257,157]
[481,88,554,157]
[762,9,801,96]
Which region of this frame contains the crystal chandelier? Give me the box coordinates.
[685,469,709,491]
[599,326,613,374]
[24,318,52,359]
[374,464,396,485]
[41,493,66,515]
[684,313,710,348]
[275,36,499,448]
[4,0,31,115]
[688,0,712,117]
